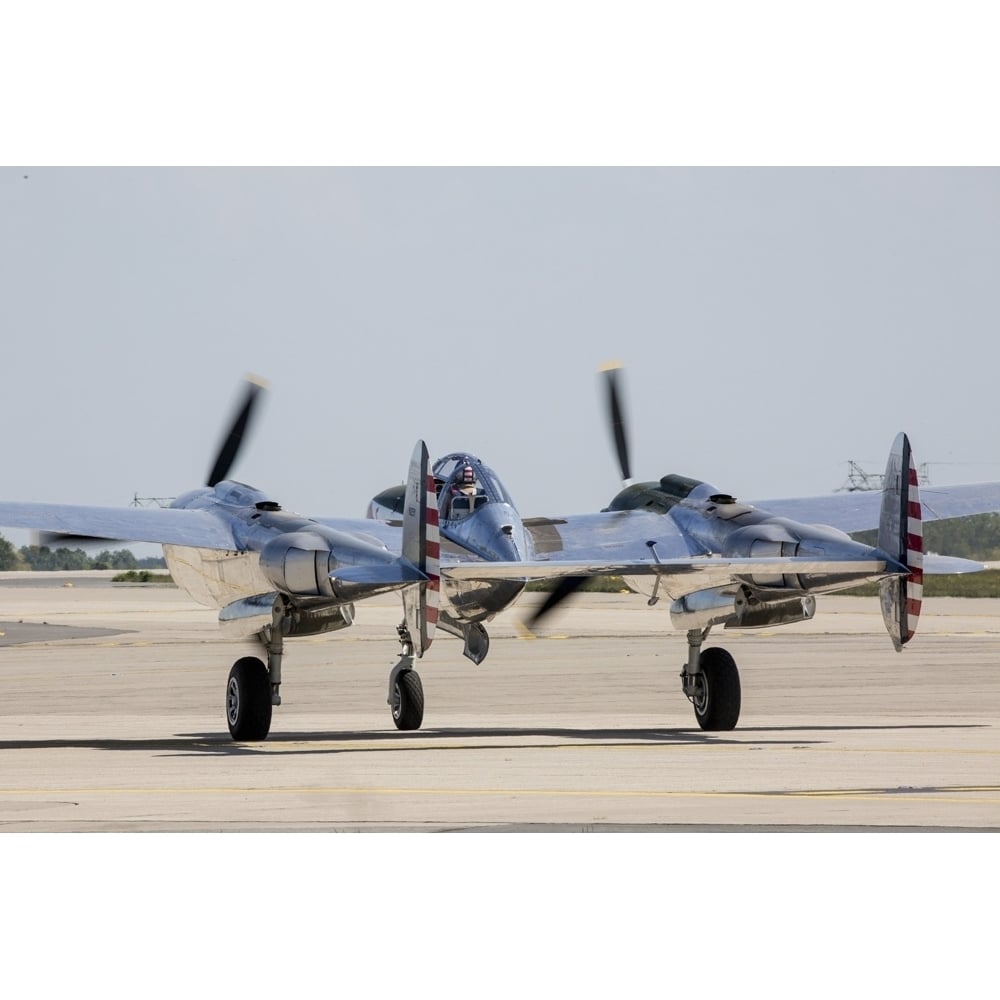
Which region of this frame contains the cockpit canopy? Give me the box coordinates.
[366,453,518,524]
[433,453,516,513]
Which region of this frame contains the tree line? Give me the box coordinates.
[0,533,167,572]
[852,512,1000,561]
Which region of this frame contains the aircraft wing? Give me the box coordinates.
[747,482,1000,535]
[523,509,698,560]
[0,501,237,550]
[313,516,405,550]
[444,556,898,597]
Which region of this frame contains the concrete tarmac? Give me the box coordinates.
[2,577,1000,831]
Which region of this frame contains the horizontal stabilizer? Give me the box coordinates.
[923,554,986,574]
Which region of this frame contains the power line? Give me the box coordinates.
[836,460,931,492]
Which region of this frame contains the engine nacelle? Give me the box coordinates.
[260,531,337,597]
[367,484,406,523]
[259,528,418,602]
[670,586,816,631]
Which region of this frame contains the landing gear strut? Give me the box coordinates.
[387,621,425,730]
[226,596,287,741]
[681,627,741,731]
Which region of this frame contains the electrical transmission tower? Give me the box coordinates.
[836,461,931,492]
[131,493,176,508]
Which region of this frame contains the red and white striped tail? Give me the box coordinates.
[401,440,440,656]
[878,433,923,650]
[903,456,924,643]
[422,467,441,642]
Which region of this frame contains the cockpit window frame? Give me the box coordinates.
[432,453,516,508]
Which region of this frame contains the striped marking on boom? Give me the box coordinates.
[904,455,923,643]
[424,470,441,635]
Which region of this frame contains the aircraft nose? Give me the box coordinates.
[489,514,524,561]
[467,502,526,563]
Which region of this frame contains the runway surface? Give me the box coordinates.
[2,577,1000,831]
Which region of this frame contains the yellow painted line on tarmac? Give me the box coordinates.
[785,789,1000,804]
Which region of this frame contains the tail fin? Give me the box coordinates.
[401,440,440,657]
[878,432,924,650]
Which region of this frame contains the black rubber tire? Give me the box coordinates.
[693,647,741,731]
[227,656,273,740]
[391,669,425,731]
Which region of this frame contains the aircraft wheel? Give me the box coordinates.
[693,647,741,731]
[227,656,272,741]
[391,669,424,731]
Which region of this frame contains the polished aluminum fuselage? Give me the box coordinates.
[164,480,528,625]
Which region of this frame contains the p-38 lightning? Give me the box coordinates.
[0,379,567,741]
[2,373,998,739]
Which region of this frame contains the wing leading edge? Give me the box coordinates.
[444,555,901,592]
[749,482,1000,535]
[0,501,237,550]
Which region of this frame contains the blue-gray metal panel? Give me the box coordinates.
[0,501,237,549]
[747,482,1000,534]
[522,509,696,561]
[313,517,403,551]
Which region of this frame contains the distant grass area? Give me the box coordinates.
[840,569,1000,599]
[111,570,175,585]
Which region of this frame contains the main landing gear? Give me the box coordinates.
[226,656,273,740]
[226,599,285,740]
[387,621,424,731]
[224,599,430,741]
[681,627,742,731]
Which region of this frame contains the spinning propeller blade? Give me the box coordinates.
[207,376,267,487]
[38,375,269,549]
[523,575,589,632]
[601,362,632,486]
[525,363,635,631]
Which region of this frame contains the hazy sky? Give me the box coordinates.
[2,167,998,537]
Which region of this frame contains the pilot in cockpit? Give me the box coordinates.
[446,464,481,516]
[454,465,477,496]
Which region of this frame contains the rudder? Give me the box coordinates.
[878,432,924,650]
[401,440,440,656]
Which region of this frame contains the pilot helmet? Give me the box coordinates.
[461,465,475,485]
